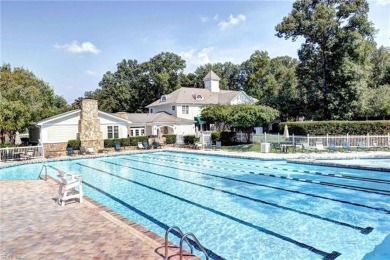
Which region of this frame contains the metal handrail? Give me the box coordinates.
[164,226,193,260]
[179,232,209,260]
[39,165,48,181]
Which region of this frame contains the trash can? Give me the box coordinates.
[261,143,270,153]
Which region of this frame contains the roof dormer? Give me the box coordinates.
[160,95,167,102]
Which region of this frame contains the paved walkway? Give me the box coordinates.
[0,180,197,260]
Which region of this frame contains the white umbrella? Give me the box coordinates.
[15,131,22,145]
[283,125,290,140]
[157,128,162,139]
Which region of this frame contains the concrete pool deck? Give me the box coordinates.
[1,148,389,259]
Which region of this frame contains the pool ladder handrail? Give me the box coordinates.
[164,226,193,259]
[164,226,210,260]
[179,232,209,260]
[38,165,48,181]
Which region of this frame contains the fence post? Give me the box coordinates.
[326,134,329,147]
[278,133,280,143]
[292,134,295,144]
[347,133,349,144]
[367,133,370,146]
[264,132,267,143]
[307,134,310,145]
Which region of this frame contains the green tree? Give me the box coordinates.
[0,64,68,131]
[201,104,279,143]
[276,0,376,120]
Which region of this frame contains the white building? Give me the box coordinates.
[145,70,257,133]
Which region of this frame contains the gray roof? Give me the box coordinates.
[117,112,195,125]
[146,87,251,108]
[203,70,220,81]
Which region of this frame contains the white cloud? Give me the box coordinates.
[218,14,246,31]
[86,70,97,76]
[54,41,100,54]
[200,15,209,23]
[374,0,390,6]
[180,47,214,72]
[213,14,219,21]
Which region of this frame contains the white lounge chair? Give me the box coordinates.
[86,147,95,154]
[57,173,83,206]
[138,142,146,150]
[315,142,326,152]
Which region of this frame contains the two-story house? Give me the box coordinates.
[142,70,257,135]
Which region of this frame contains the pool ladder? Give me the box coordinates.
[38,165,48,181]
[164,226,210,260]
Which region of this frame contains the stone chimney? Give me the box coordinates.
[115,112,129,120]
[78,99,103,152]
[203,70,221,92]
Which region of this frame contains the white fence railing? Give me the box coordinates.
[0,145,44,161]
[252,133,390,148]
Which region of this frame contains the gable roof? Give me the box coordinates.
[203,70,220,81]
[146,87,256,108]
[37,109,131,126]
[119,112,195,125]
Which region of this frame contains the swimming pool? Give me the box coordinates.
[1,152,390,259]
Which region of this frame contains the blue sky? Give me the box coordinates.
[2,0,390,103]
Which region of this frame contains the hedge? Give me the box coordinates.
[279,121,390,135]
[183,135,199,144]
[103,137,148,148]
[67,139,81,149]
[164,134,176,144]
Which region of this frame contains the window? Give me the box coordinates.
[196,94,204,100]
[172,106,175,111]
[160,95,167,102]
[150,109,153,113]
[182,105,189,114]
[130,127,146,137]
[107,126,119,139]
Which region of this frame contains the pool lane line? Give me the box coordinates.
[80,181,225,260]
[121,157,390,214]
[77,163,341,259]
[133,155,390,196]
[97,160,374,235]
[148,153,390,184]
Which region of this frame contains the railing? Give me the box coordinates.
[180,233,209,260]
[164,226,210,260]
[38,165,48,181]
[0,145,44,161]
[164,226,193,260]
[253,133,390,148]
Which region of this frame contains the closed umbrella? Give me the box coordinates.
[15,131,22,146]
[283,125,290,140]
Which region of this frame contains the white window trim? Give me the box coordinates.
[107,125,119,139]
[181,105,189,114]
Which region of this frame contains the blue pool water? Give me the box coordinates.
[1,152,390,259]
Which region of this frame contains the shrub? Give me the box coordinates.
[183,135,199,144]
[211,131,221,143]
[164,134,176,144]
[129,136,148,146]
[120,138,131,147]
[279,121,390,135]
[104,139,116,148]
[220,131,235,145]
[67,139,81,149]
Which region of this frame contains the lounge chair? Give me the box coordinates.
[357,142,368,151]
[215,141,222,151]
[271,143,281,153]
[315,142,326,152]
[142,141,150,149]
[87,147,95,154]
[138,142,146,150]
[152,141,161,149]
[114,143,121,151]
[341,141,351,152]
[66,147,74,156]
[205,142,212,151]
[302,143,315,152]
[241,144,253,152]
[79,146,86,155]
[327,140,337,152]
